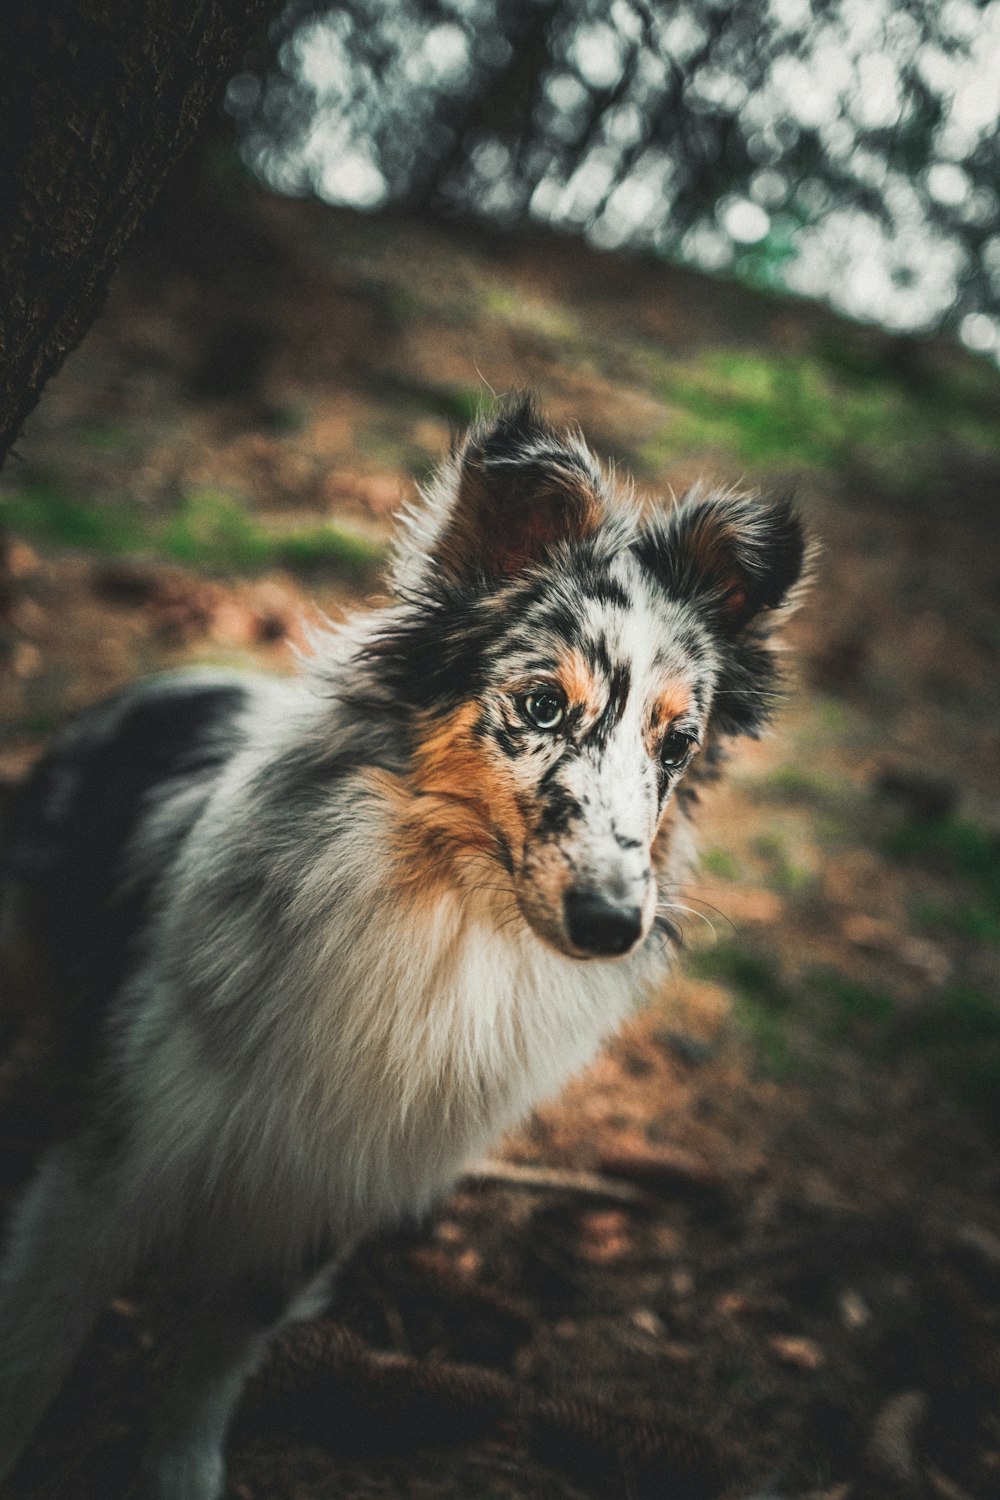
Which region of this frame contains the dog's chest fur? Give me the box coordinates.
[118,699,654,1256]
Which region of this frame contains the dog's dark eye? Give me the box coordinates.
[661,730,694,769]
[521,689,566,731]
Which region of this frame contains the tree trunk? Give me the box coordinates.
[0,0,273,469]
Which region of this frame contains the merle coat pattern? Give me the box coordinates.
[0,397,807,1500]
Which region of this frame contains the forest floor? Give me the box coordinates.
[1,178,999,1500]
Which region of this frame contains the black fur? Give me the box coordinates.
[3,677,251,1106]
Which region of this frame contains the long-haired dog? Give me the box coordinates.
[0,396,807,1499]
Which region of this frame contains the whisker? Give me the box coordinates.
[657,900,720,941]
[657,888,737,933]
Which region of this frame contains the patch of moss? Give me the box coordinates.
[385,287,424,324]
[430,384,485,427]
[362,372,484,428]
[907,986,1000,1050]
[11,709,64,737]
[481,288,579,341]
[690,936,795,1075]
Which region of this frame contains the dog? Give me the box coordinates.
[0,395,807,1499]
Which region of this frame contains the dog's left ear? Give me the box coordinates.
[393,395,609,591]
[636,488,809,737]
[637,488,807,635]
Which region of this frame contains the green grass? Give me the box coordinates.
[808,969,897,1040]
[688,939,787,1006]
[807,967,1000,1125]
[481,288,580,341]
[916,900,1000,945]
[362,372,485,428]
[0,481,384,577]
[751,832,813,893]
[161,491,272,570]
[0,480,144,552]
[906,986,1000,1051]
[77,420,132,453]
[688,940,793,1076]
[275,521,385,573]
[903,986,1000,1122]
[644,341,1000,478]
[762,764,843,805]
[700,846,742,881]
[886,816,1000,947]
[688,892,1000,1113]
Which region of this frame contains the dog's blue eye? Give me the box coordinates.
[661,730,694,769]
[521,689,566,731]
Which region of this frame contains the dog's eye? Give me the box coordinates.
[661,730,695,769]
[521,689,566,731]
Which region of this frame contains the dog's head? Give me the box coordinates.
[374,396,807,960]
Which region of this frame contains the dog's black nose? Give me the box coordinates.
[564,889,643,956]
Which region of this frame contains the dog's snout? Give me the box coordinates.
[563,888,643,956]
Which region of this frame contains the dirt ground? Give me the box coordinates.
[1,181,999,1499]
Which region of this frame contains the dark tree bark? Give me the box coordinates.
[0,0,274,469]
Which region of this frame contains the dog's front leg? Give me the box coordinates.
[140,1259,338,1500]
[0,1136,139,1484]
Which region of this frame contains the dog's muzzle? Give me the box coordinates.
[563,887,643,956]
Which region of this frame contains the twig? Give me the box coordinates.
[462,1158,651,1206]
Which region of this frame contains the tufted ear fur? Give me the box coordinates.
[639,487,807,633]
[391,394,609,592]
[635,487,809,737]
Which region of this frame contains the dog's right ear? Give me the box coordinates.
[391,395,609,592]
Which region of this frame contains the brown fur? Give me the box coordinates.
[390,704,531,888]
[437,448,605,582]
[647,687,693,749]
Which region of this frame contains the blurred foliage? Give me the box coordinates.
[0,480,144,554]
[887,814,1000,943]
[647,342,1000,476]
[0,482,383,577]
[230,0,1000,345]
[693,933,1000,1122]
